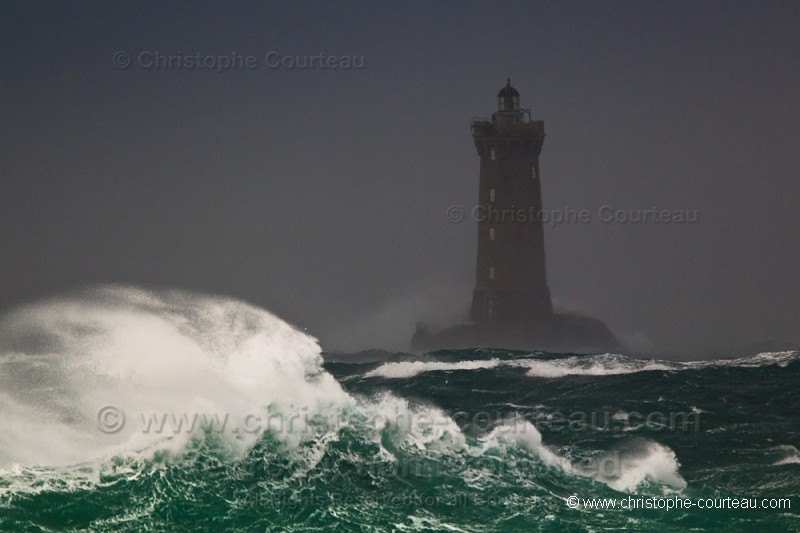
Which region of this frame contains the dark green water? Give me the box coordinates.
[1,290,798,531]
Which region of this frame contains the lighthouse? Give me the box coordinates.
[412,80,619,353]
[469,80,553,336]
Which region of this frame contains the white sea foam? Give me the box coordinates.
[0,286,352,469]
[0,287,482,495]
[688,351,799,369]
[0,287,699,497]
[477,420,686,493]
[513,354,675,378]
[476,419,573,472]
[535,350,800,376]
[364,359,502,379]
[589,440,687,492]
[364,350,799,381]
[358,393,467,451]
[771,445,800,465]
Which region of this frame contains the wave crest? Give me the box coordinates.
[0,286,351,467]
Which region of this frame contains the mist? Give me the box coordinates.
[2,1,799,357]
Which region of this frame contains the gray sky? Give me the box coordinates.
[2,1,799,356]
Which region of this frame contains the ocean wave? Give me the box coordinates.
[360,350,800,380]
[362,353,675,379]
[474,420,686,492]
[356,392,468,452]
[684,351,800,369]
[0,285,352,468]
[770,445,800,466]
[1,289,797,530]
[364,359,503,379]
[590,440,687,492]
[513,354,676,378]
[475,418,574,472]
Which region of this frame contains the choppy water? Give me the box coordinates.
[0,287,798,531]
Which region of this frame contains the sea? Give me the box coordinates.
[0,287,798,532]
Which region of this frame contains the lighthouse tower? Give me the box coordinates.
[411,80,619,353]
[469,80,553,336]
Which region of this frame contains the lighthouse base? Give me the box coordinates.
[411,313,621,354]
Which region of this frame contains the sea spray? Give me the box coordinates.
[1,288,798,531]
[0,286,351,466]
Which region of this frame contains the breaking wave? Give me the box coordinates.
[0,286,350,467]
[364,359,503,379]
[0,287,796,531]
[362,351,800,380]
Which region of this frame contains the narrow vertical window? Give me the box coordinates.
[489,267,495,280]
[489,227,495,241]
[490,148,496,160]
[531,166,537,179]
[489,189,495,202]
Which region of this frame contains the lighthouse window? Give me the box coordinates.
[489,189,495,202]
[531,167,537,179]
[490,148,496,160]
[489,227,495,240]
[489,267,495,280]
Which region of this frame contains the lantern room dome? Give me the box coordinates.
[497,79,520,112]
[497,79,519,98]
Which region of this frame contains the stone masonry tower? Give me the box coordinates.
[469,80,553,335]
[412,80,619,352]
